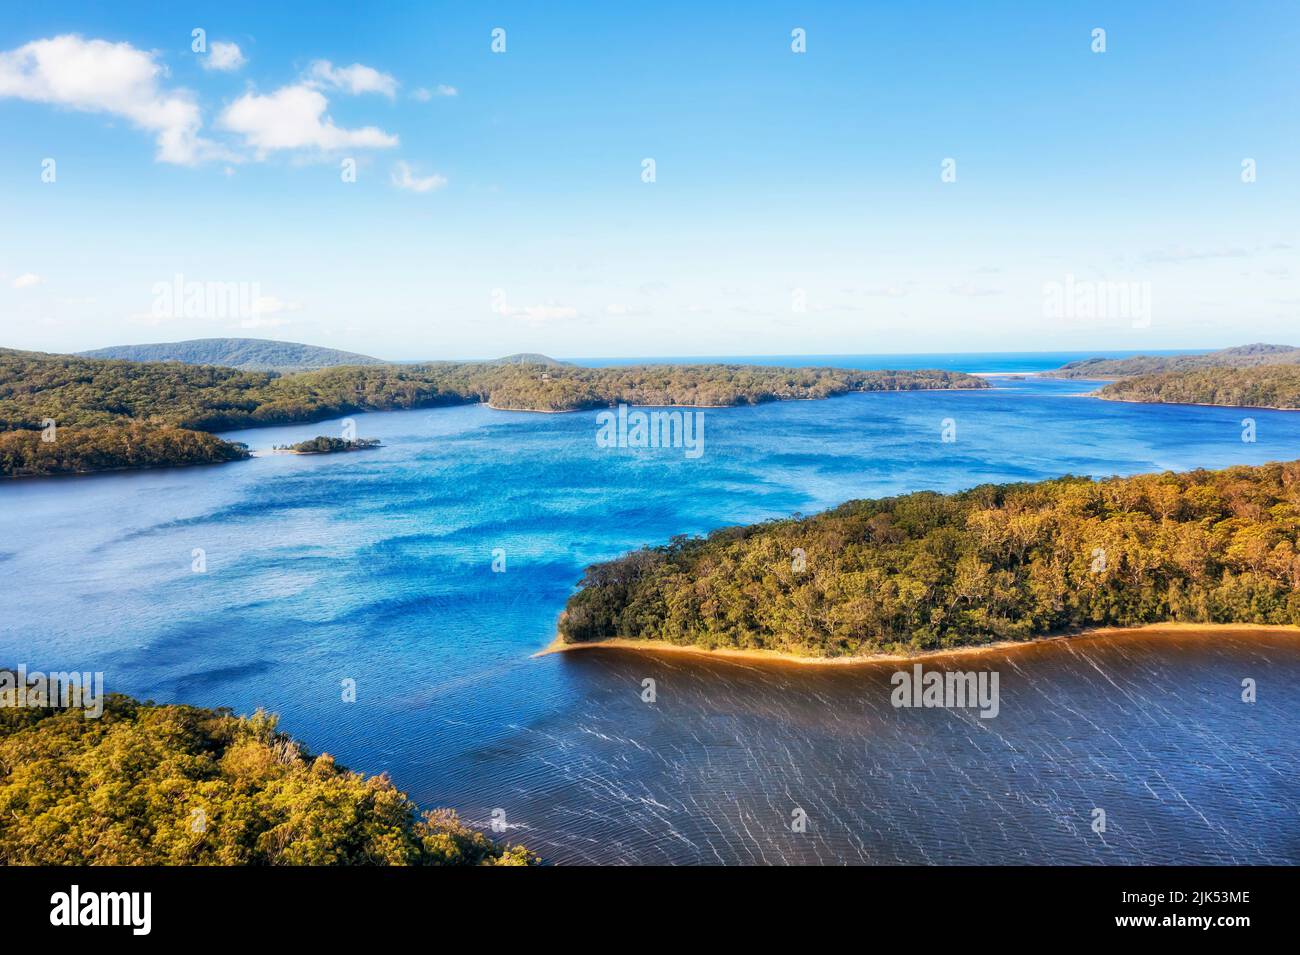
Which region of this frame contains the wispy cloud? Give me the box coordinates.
[1138,242,1291,265]
[238,295,301,329]
[491,296,579,324]
[948,282,1002,298]
[307,59,397,98]
[202,41,246,72]
[412,84,457,101]
[11,272,43,289]
[391,160,446,192]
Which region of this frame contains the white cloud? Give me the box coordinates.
[237,316,291,329]
[251,295,301,315]
[391,160,446,192]
[219,84,398,155]
[412,84,456,101]
[948,282,1002,298]
[237,296,301,329]
[11,272,43,289]
[0,34,209,164]
[307,59,397,98]
[492,298,579,324]
[203,41,246,72]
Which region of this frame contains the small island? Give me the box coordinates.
[273,436,382,454]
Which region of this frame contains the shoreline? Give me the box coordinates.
[1094,393,1300,412]
[535,622,1300,667]
[485,385,989,415]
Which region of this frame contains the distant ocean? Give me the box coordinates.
[568,350,1203,374]
[1,365,1296,864]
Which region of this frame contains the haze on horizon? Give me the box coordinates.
[1,2,1296,360]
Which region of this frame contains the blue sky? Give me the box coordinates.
[1,1,1297,359]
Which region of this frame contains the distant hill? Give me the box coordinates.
[487,353,570,367]
[79,338,384,372]
[1045,344,1300,379]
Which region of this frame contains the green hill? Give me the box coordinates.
[79,338,384,372]
[1045,343,1300,379]
[487,353,570,367]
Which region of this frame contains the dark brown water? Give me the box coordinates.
[462,629,1300,864]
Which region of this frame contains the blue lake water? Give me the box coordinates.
[2,368,1298,864]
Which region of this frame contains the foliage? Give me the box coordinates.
[0,348,987,431]
[0,423,249,477]
[559,461,1300,657]
[1099,365,1300,410]
[0,692,535,866]
[1047,343,1300,380]
[275,436,382,453]
[0,348,986,475]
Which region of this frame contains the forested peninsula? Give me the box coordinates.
[0,347,986,477]
[557,461,1300,659]
[0,689,534,865]
[1098,364,1300,410]
[1045,343,1300,379]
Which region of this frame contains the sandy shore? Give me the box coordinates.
[1094,394,1300,412]
[535,622,1300,667]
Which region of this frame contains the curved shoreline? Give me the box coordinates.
[535,622,1300,667]
[1094,393,1300,412]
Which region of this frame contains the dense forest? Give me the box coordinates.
[1099,365,1300,410]
[0,348,986,476]
[79,337,384,371]
[1046,343,1300,379]
[559,460,1300,658]
[0,690,534,865]
[0,424,250,477]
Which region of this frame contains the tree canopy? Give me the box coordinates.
[560,460,1300,657]
[1099,364,1300,410]
[0,691,534,866]
[0,347,986,476]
